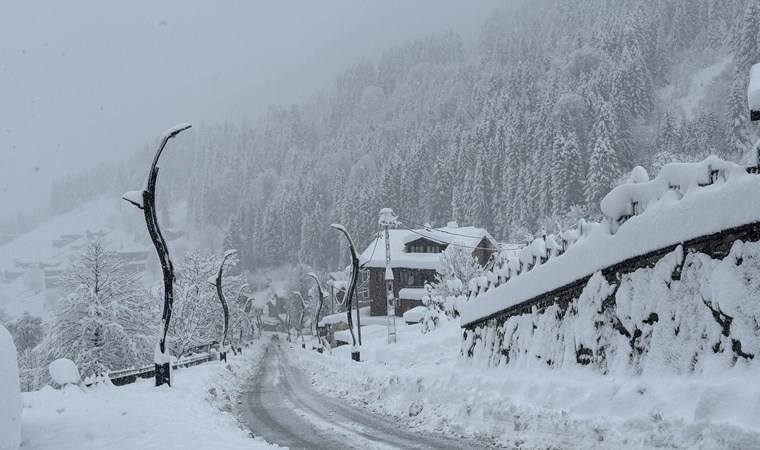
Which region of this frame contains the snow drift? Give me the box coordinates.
[0,325,22,450]
[464,241,760,376]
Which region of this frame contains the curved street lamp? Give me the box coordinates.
[122,123,191,387]
[232,283,249,348]
[307,272,326,352]
[293,291,309,348]
[208,249,237,362]
[330,224,361,362]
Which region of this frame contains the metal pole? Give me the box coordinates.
[210,249,237,362]
[293,291,308,348]
[121,123,191,387]
[307,272,326,352]
[379,208,398,344]
[331,224,361,361]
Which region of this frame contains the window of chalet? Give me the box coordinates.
[398,270,415,286]
[408,242,443,253]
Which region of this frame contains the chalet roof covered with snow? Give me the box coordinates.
[358,225,495,270]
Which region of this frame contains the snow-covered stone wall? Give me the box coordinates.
[0,324,22,450]
[463,241,760,375]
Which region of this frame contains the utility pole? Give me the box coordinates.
[379,208,398,344]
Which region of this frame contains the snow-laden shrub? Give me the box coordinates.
[431,246,483,318]
[0,324,22,450]
[420,284,445,334]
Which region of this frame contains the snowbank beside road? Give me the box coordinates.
[20,341,274,449]
[297,322,760,449]
[1,325,22,450]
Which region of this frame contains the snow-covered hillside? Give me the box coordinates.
[0,197,191,321]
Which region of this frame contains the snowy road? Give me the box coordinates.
[238,338,487,450]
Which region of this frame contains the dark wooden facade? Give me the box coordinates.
[368,235,497,317]
[368,267,437,317]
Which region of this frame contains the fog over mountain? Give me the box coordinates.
[0,0,501,219]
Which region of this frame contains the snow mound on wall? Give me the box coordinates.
[0,325,22,450]
[461,155,760,327]
[749,63,760,112]
[464,241,760,377]
[48,359,80,386]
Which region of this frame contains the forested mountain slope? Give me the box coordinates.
[50,0,760,273]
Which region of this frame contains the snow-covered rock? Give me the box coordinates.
[48,358,80,386]
[0,325,22,450]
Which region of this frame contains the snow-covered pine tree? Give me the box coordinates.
[585,101,623,208]
[731,0,760,74]
[725,67,752,162]
[45,241,156,377]
[6,312,44,353]
[551,127,584,214]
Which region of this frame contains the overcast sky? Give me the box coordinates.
[0,0,502,219]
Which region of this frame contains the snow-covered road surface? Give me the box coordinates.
[238,336,491,449]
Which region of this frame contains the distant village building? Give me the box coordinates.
[357,222,497,317]
[116,246,152,273]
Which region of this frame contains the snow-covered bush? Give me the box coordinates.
[431,246,483,318]
[420,284,445,333]
[170,250,244,357]
[0,324,22,450]
[44,241,156,379]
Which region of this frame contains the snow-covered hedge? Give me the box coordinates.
[0,324,22,450]
[464,241,760,375]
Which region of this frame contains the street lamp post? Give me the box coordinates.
[122,123,191,387]
[208,249,237,362]
[307,272,326,353]
[293,291,309,348]
[233,284,249,347]
[330,224,361,361]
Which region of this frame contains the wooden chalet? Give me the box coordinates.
[358,222,497,317]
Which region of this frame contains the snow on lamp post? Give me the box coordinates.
[122,123,191,387]
[330,224,361,361]
[307,272,326,353]
[208,249,237,362]
[293,291,309,349]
